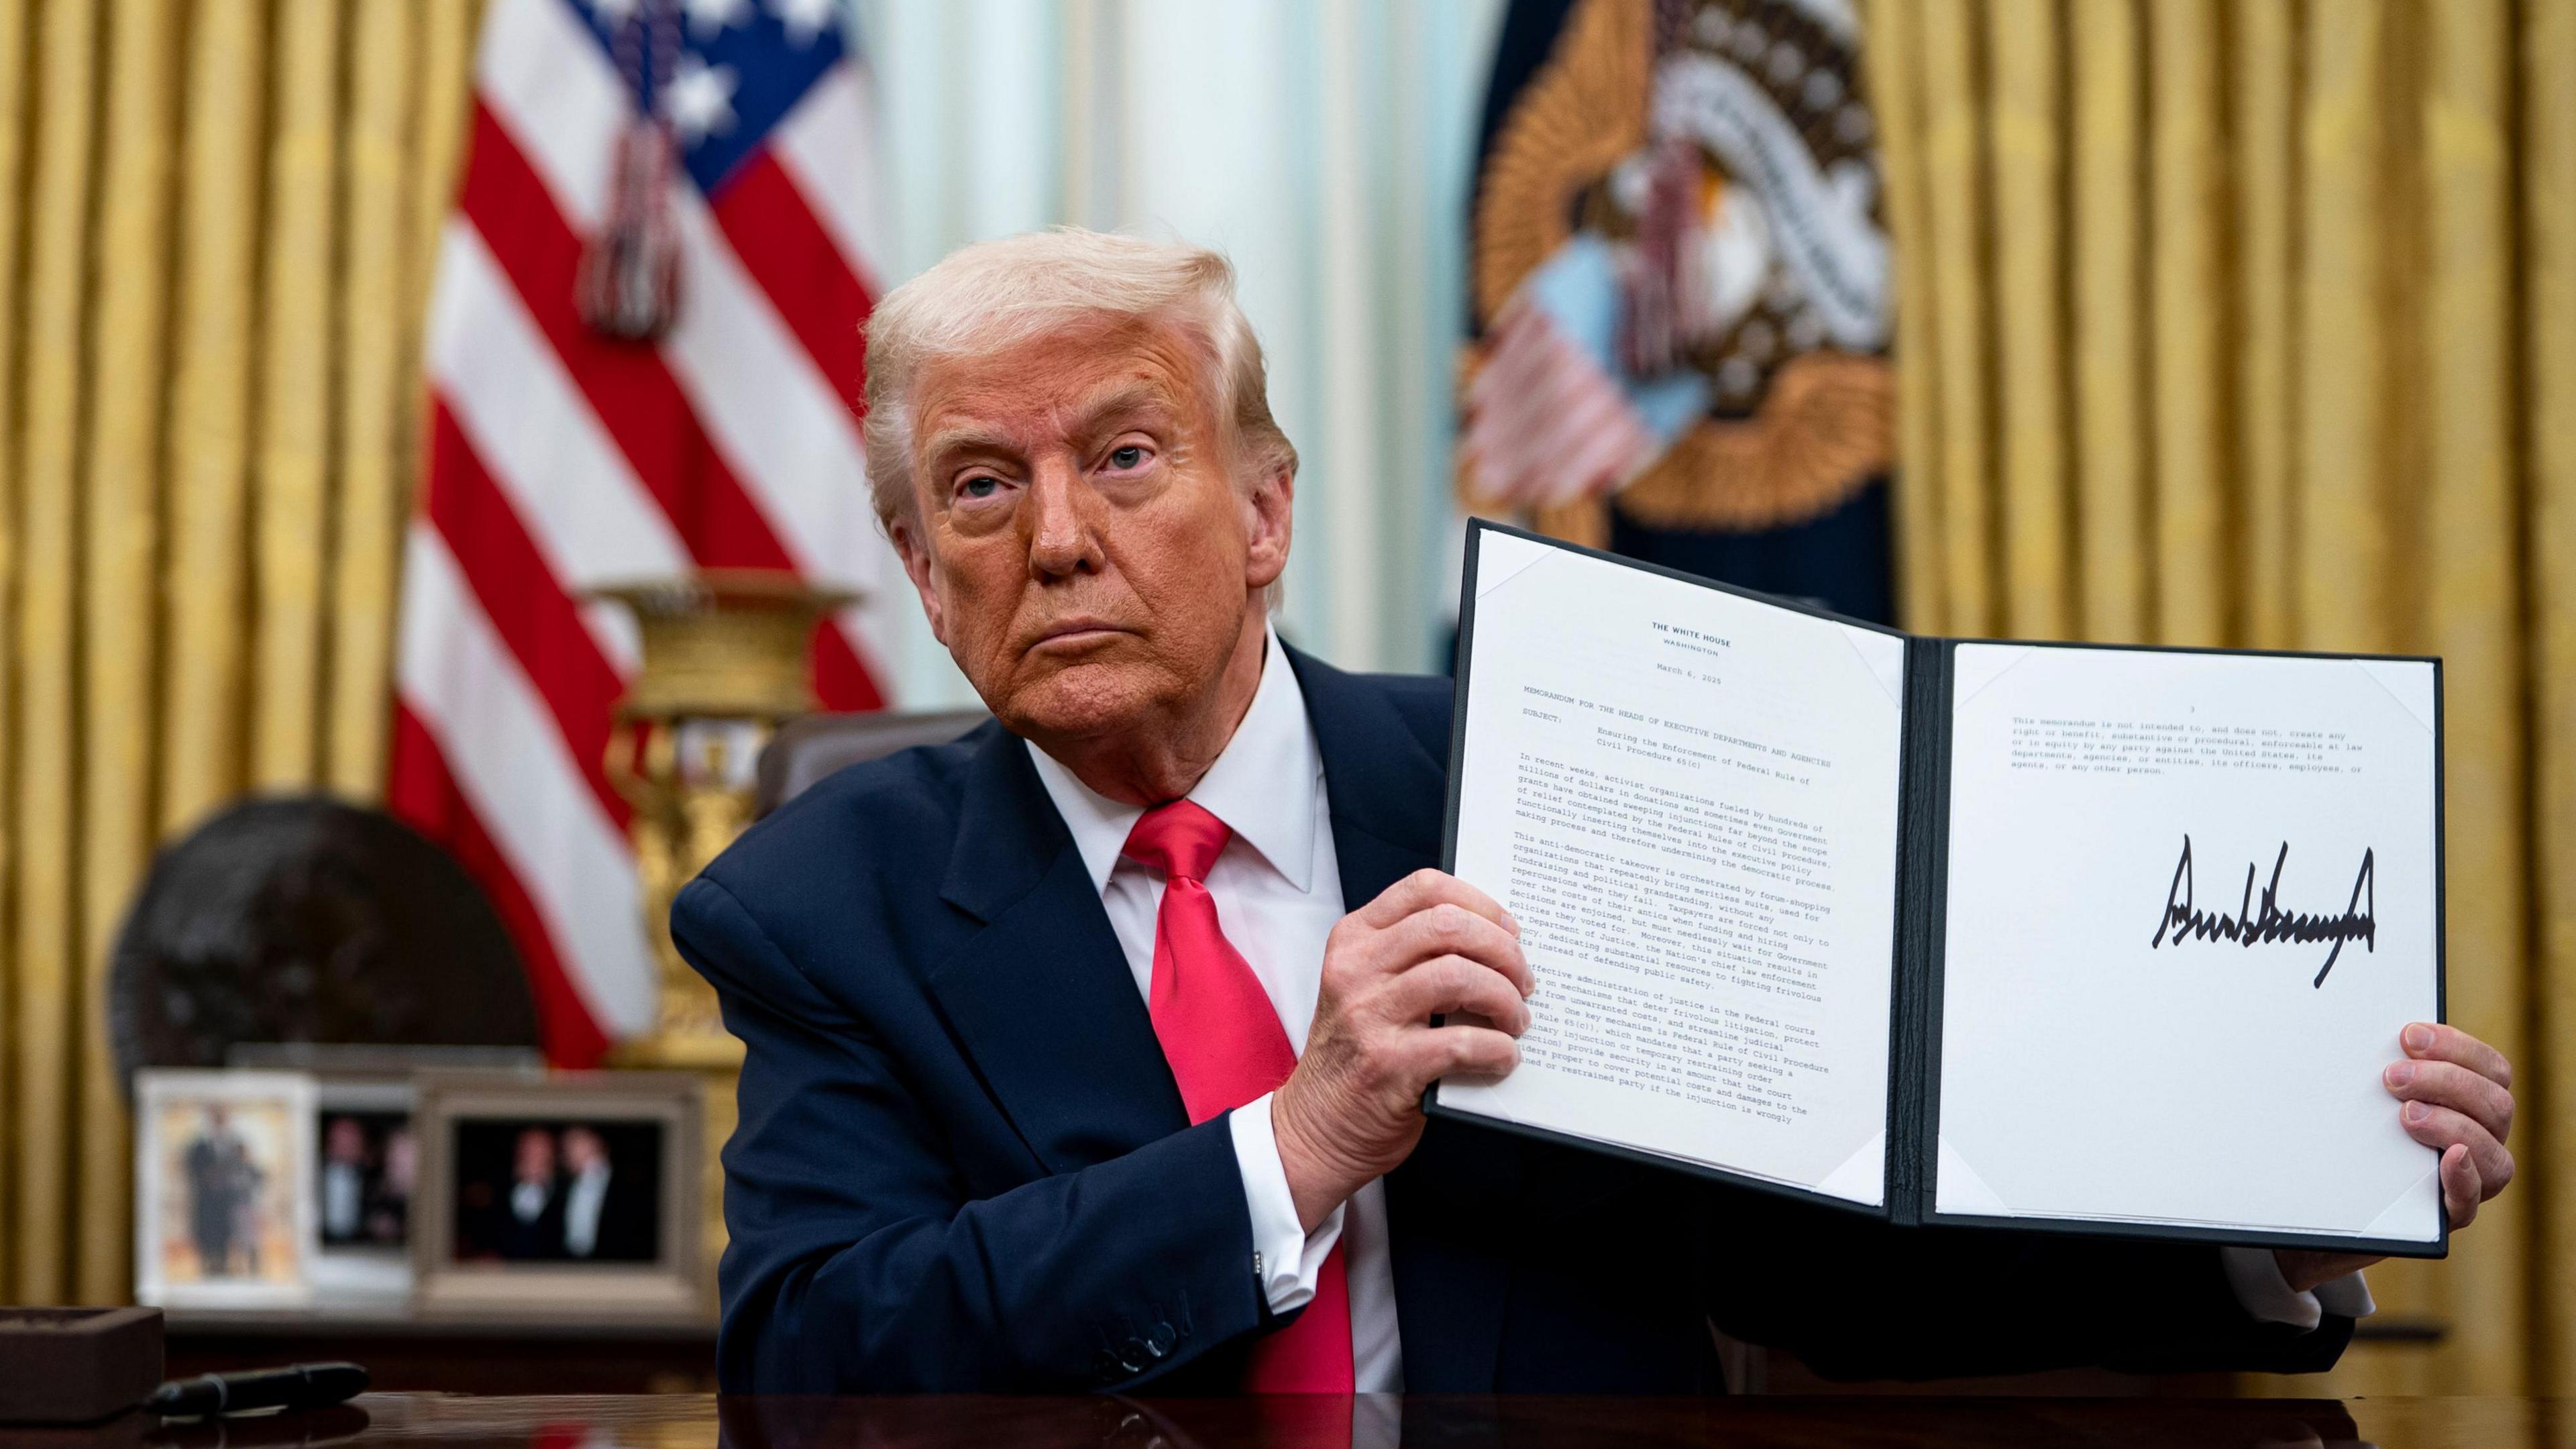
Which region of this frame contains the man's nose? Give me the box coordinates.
[1024,458,1105,578]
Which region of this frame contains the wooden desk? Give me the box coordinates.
[162,1316,717,1396]
[6,1393,2561,1449]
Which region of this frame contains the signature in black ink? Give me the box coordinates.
[2149,837,2377,988]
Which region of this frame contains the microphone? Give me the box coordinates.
[145,1364,370,1419]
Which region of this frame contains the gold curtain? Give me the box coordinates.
[0,0,480,1305]
[1867,0,2576,1397]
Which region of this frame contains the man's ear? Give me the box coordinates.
[1241,462,1295,592]
[888,513,947,644]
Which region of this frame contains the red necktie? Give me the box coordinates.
[1123,799,1355,1393]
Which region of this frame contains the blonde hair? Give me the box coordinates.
[859,229,1298,527]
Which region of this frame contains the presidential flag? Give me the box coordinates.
[390,0,901,1064]
[1460,0,1894,623]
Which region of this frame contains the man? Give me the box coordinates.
[183,1105,252,1279]
[320,1115,370,1245]
[498,1126,564,1262]
[560,1124,657,1263]
[674,230,2517,1394]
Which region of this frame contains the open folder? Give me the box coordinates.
[1429,522,2446,1258]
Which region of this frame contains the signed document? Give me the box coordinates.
[1430,523,2445,1256]
[1934,645,2440,1244]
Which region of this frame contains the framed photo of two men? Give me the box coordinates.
[411,1070,706,1323]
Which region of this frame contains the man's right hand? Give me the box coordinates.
[1269,869,1533,1232]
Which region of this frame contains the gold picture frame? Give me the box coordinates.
[134,1070,318,1310]
[411,1069,708,1324]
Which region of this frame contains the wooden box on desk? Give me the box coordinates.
[0,1306,163,1424]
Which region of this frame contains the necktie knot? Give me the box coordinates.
[1121,798,1230,883]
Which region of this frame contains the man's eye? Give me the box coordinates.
[957,476,1001,500]
[1107,445,1146,470]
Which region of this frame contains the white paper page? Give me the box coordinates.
[1935,644,2440,1242]
[1438,531,1906,1205]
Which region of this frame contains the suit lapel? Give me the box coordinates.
[1285,647,1446,909]
[924,724,1187,1175]
[1285,647,1515,1389]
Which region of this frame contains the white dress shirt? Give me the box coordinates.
[564,1163,612,1258]
[1026,629,2366,1392]
[321,1161,364,1240]
[1029,628,1403,1390]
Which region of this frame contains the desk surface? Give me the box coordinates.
[11,1393,2561,1449]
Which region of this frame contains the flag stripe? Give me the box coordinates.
[429,217,684,629]
[423,400,634,831]
[397,525,656,1040]
[664,186,878,585]
[475,0,619,228]
[461,103,805,570]
[710,149,871,414]
[388,701,614,1067]
[771,62,889,288]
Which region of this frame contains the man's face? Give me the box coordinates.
[889,314,1291,744]
[513,1128,555,1183]
[561,1126,606,1173]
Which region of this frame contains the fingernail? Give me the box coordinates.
[2404,1024,2434,1053]
[2386,1062,2416,1088]
[2405,1102,2431,1124]
[1501,910,1522,937]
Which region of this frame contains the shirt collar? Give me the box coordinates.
[1026,627,1321,896]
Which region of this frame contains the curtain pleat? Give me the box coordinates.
[1921,0,1997,638]
[1889,0,2575,1397]
[2420,0,2529,1397]
[0,0,481,1305]
[160,0,265,839]
[327,0,418,798]
[78,0,182,1306]
[0,0,33,1289]
[2229,0,2299,653]
[2295,2,2392,658]
[2147,0,2229,647]
[11,0,103,1307]
[1864,0,1947,635]
[1983,0,2068,641]
[2532,0,2576,1403]
[252,0,343,790]
[2069,0,2147,645]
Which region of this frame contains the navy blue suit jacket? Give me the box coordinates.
[673,647,2354,1393]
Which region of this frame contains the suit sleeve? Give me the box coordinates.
[1706,1197,2353,1381]
[674,875,1274,1392]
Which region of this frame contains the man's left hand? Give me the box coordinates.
[2274,1021,2515,1293]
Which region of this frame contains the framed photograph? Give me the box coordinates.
[135,1070,316,1309]
[413,1070,706,1323]
[227,1044,544,1309]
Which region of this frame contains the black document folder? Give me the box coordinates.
[1428,521,2446,1258]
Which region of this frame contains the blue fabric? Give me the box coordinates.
[559,0,845,197]
[674,647,2353,1393]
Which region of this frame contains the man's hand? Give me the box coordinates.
[1271,869,1534,1231]
[2275,1022,2515,1292]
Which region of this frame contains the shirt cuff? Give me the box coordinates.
[2220,1246,2376,1330]
[1228,1092,1346,1315]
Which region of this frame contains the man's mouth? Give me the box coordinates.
[1028,618,1132,652]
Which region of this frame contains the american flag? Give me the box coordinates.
[389,0,900,1065]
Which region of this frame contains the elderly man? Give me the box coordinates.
[674,229,2516,1394]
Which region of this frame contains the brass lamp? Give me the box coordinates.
[592,569,854,1295]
